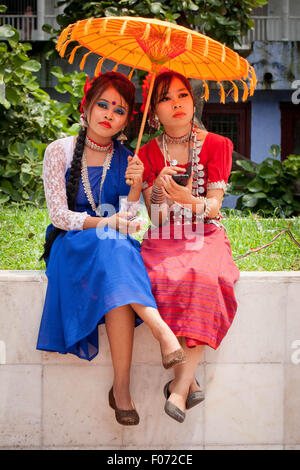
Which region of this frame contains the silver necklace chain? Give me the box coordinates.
[162,128,206,223]
[81,146,114,217]
[164,131,190,144]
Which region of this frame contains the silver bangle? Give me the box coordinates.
[150,184,166,205]
[195,196,211,220]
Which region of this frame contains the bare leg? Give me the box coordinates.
[130,303,182,357]
[167,338,204,412]
[105,304,135,410]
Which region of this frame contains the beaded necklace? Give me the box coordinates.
[162,127,209,224]
[85,135,112,152]
[81,145,114,217]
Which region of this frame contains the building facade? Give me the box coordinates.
[0,0,61,40]
[202,0,300,164]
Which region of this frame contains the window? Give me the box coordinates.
[201,102,251,158]
[0,1,37,15]
[280,103,300,159]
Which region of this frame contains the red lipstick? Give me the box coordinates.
[173,112,186,118]
[99,121,111,129]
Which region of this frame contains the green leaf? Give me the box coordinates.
[0,193,10,204]
[8,142,26,157]
[21,60,41,72]
[0,5,8,13]
[20,172,33,186]
[269,144,280,157]
[188,0,199,11]
[0,25,15,38]
[21,163,32,174]
[247,178,264,192]
[236,159,256,172]
[257,163,278,179]
[242,194,258,207]
[5,88,20,106]
[3,162,19,177]
[150,2,163,14]
[229,170,250,186]
[253,192,267,199]
[1,180,14,195]
[282,192,294,204]
[55,83,68,94]
[50,66,64,79]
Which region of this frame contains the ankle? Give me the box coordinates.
[113,377,130,392]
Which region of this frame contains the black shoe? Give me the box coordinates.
[163,381,185,423]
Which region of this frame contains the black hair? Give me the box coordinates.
[150,71,195,114]
[39,126,86,261]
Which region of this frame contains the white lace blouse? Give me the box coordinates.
[42,136,89,231]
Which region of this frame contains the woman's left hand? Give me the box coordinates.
[161,172,194,205]
[125,155,144,187]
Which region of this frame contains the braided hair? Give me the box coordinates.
[40,72,135,261]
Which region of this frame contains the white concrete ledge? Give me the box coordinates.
[0,270,300,450]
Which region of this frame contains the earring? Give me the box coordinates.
[79,112,88,128]
[117,128,127,145]
[148,114,161,130]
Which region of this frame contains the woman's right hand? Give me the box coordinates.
[106,212,143,235]
[154,166,186,189]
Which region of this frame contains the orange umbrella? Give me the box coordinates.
[57,16,257,157]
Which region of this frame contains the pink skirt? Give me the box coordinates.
[141,222,240,349]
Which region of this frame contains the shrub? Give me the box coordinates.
[0,9,85,206]
[227,145,300,217]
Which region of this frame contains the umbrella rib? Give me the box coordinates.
[184,49,218,81]
[189,44,248,80]
[177,54,187,77]
[75,35,142,60]
[183,47,247,81]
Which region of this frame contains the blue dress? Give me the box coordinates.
[36,140,157,361]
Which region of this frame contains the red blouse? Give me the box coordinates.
[139,132,233,195]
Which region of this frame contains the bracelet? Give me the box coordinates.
[120,198,140,219]
[195,196,211,220]
[150,184,166,205]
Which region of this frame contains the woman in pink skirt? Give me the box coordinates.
[136,71,240,423]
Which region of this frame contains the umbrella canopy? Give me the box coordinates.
[56,16,257,165]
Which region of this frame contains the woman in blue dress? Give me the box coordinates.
[36,71,185,425]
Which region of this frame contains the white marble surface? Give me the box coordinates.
[0,271,299,449]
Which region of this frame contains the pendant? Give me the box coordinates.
[170,159,178,166]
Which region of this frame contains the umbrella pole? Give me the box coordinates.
[126,71,157,185]
[135,71,157,156]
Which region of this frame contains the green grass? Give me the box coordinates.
[0,204,299,271]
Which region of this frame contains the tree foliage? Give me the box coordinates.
[0,5,86,205]
[53,0,268,47]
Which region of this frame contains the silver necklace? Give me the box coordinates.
[85,136,112,152]
[164,131,190,144]
[81,146,113,217]
[166,127,206,224]
[162,133,180,166]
